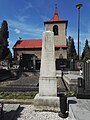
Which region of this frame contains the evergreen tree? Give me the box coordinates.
[0,29,3,59]
[67,36,77,60]
[0,20,11,60]
[0,20,9,46]
[81,39,90,61]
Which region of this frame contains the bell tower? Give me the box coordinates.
[44,4,68,58]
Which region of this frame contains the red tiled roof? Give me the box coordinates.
[13,39,42,49]
[49,5,62,22]
[13,39,67,49]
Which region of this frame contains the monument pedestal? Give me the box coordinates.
[34,76,60,111]
[34,94,60,111]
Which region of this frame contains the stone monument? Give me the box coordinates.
[34,31,59,111]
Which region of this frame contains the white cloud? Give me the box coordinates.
[7,18,44,54]
[19,1,33,14]
[14,29,21,34]
[15,15,29,22]
[8,19,43,38]
[25,2,33,9]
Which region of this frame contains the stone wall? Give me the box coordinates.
[55,49,67,59]
[14,49,41,61]
[14,48,67,61]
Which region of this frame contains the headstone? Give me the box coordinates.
[77,62,90,98]
[84,63,90,89]
[34,31,59,111]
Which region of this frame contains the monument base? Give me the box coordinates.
[34,94,60,112]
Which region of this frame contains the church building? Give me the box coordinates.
[13,5,68,64]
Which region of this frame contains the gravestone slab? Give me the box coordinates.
[77,62,90,98]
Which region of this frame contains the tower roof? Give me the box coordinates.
[49,4,62,22]
[44,4,68,28]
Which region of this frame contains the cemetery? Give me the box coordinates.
[0,2,90,120]
[0,29,90,120]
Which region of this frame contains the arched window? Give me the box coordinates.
[53,25,58,35]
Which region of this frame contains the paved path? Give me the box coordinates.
[68,97,90,120]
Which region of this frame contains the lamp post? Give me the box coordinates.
[76,4,83,60]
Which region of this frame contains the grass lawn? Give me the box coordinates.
[0,92,37,99]
[0,91,75,99]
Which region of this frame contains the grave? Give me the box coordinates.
[77,62,90,98]
[34,31,59,111]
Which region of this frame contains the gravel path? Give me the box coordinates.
[14,105,68,120]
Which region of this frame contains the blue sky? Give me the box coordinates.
[0,0,90,55]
